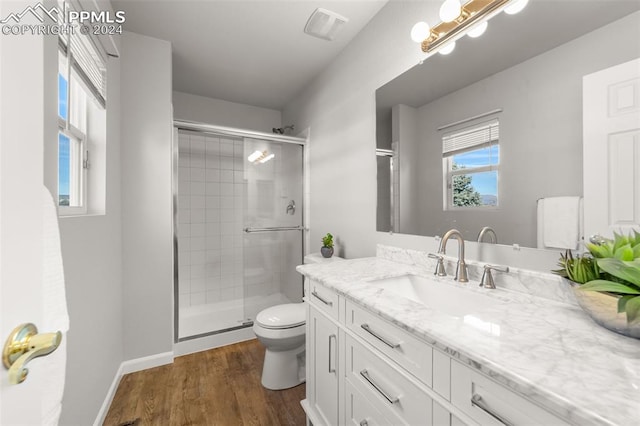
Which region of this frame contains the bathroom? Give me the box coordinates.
[0,0,639,425]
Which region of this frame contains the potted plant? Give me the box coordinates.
[321,233,334,258]
[554,231,640,339]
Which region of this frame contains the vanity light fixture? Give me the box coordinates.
[258,153,275,164]
[247,150,275,164]
[411,0,529,55]
[248,150,265,163]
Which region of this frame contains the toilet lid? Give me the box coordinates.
[256,303,305,329]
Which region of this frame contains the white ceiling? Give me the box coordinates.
[110,0,388,110]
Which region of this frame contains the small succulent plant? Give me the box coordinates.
[555,250,599,284]
[555,231,640,323]
[322,233,334,248]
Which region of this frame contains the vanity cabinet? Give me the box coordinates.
[306,304,340,426]
[303,279,568,426]
[305,278,344,425]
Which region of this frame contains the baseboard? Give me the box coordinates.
[93,351,174,426]
[120,351,174,375]
[93,362,125,426]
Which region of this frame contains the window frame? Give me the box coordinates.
[58,51,89,216]
[57,128,87,215]
[442,118,500,211]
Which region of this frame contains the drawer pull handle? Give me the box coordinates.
[360,369,399,404]
[311,291,333,306]
[359,420,368,426]
[360,324,401,349]
[328,334,336,373]
[471,394,513,426]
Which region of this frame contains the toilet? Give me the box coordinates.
[253,253,342,390]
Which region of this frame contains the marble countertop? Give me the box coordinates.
[297,250,640,426]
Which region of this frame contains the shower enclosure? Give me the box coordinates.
[174,123,304,340]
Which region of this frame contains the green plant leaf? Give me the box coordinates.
[578,280,640,294]
[618,295,635,313]
[614,244,635,261]
[632,243,640,260]
[625,296,640,324]
[613,232,629,252]
[596,258,640,286]
[587,242,613,259]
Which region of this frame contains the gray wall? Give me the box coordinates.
[393,104,420,234]
[412,13,640,247]
[173,90,282,133]
[121,32,174,360]
[283,1,429,259]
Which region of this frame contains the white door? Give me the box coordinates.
[583,58,640,239]
[1,1,61,424]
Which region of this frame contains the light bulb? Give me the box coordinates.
[504,0,529,15]
[439,41,456,55]
[440,0,462,23]
[467,21,488,38]
[410,21,431,43]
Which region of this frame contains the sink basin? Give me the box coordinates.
[367,274,502,316]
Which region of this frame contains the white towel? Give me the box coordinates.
[540,196,582,250]
[41,186,69,426]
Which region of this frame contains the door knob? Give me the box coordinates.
[3,323,62,384]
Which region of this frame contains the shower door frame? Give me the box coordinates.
[172,120,306,343]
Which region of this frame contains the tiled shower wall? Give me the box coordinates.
[177,131,245,308]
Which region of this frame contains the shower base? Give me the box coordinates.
[178,292,292,339]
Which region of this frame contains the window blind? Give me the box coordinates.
[58,4,107,107]
[442,119,499,157]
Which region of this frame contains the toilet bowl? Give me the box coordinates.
[254,252,343,390]
[253,303,306,390]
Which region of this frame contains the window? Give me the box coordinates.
[57,1,107,215]
[58,53,88,212]
[443,119,499,210]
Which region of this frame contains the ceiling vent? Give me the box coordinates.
[304,8,349,41]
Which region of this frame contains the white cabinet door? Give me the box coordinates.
[309,305,340,426]
[584,58,640,238]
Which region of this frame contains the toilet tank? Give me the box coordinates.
[304,252,344,264]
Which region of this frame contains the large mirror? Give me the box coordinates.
[376,0,640,249]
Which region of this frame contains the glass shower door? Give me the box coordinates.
[242,138,304,323]
[176,130,251,339]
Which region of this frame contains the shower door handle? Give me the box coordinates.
[328,334,336,373]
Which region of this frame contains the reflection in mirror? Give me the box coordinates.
[376,1,640,249]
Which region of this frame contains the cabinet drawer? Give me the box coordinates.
[345,379,393,426]
[451,360,569,426]
[346,300,433,386]
[309,280,340,320]
[346,334,432,425]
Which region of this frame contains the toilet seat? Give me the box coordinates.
[256,303,305,329]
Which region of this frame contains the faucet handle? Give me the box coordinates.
[428,253,447,277]
[480,264,509,289]
[456,260,469,283]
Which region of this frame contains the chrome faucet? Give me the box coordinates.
[477,226,497,244]
[437,229,468,283]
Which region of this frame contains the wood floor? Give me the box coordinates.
[103,339,306,426]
